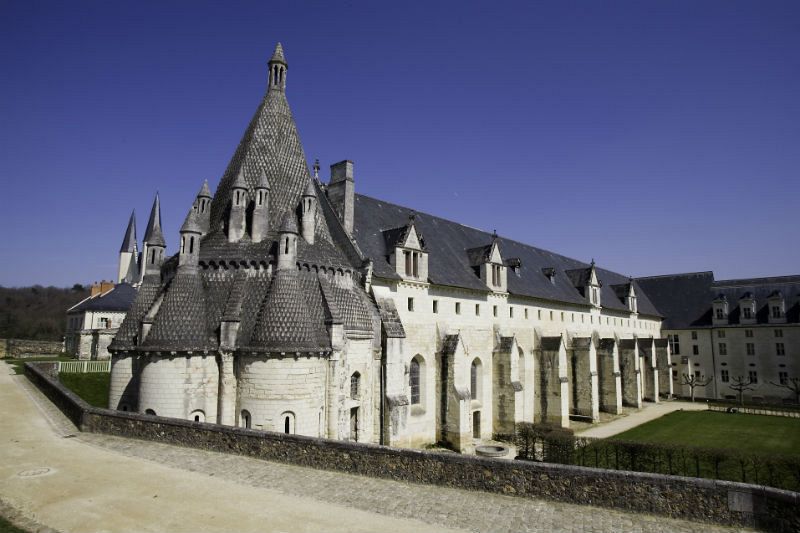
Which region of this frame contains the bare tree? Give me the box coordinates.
[769,376,800,405]
[729,376,755,406]
[682,373,712,402]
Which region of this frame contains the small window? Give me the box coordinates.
[746,343,755,356]
[241,410,251,429]
[745,329,754,338]
[668,334,681,355]
[748,370,758,384]
[281,412,295,434]
[718,330,725,338]
[538,310,542,320]
[772,306,782,318]
[455,302,461,315]
[715,308,724,319]
[190,410,205,423]
[432,300,439,314]
[493,305,498,317]
[775,329,783,338]
[145,409,156,416]
[470,359,481,401]
[509,307,514,318]
[721,369,729,383]
[672,370,678,380]
[691,331,698,340]
[719,343,727,356]
[779,371,788,385]
[743,307,752,319]
[776,343,785,356]
[560,312,565,321]
[474,303,479,316]
[692,345,699,355]
[350,372,360,399]
[524,308,529,319]
[407,297,414,312]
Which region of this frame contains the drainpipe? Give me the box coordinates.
[709,328,718,399]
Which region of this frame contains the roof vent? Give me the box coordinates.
[542,267,556,285]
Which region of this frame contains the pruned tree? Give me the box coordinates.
[682,373,712,402]
[769,376,800,404]
[729,376,755,405]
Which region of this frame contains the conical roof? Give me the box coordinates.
[269,42,287,65]
[208,43,332,244]
[143,193,166,247]
[279,211,298,234]
[256,170,271,190]
[303,178,317,197]
[232,168,247,189]
[196,179,212,198]
[119,211,137,253]
[180,205,203,234]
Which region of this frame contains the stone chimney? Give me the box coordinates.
[327,160,354,235]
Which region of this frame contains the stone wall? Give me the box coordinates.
[0,338,63,358]
[24,362,799,532]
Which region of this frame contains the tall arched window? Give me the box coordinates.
[470,359,482,401]
[410,358,421,404]
[350,372,360,399]
[240,410,251,429]
[280,411,295,434]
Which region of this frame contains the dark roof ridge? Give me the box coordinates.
[354,193,598,269]
[713,274,800,287]
[635,271,715,281]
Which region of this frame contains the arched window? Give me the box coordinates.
[280,411,295,434]
[120,404,129,412]
[189,236,194,254]
[145,409,156,416]
[410,357,421,405]
[240,410,251,429]
[518,348,525,388]
[350,372,360,400]
[190,410,204,423]
[470,359,482,401]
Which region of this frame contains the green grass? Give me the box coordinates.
[3,356,74,375]
[58,372,110,408]
[612,410,800,457]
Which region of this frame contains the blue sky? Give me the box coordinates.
[1,1,798,287]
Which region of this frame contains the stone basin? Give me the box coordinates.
[475,444,509,458]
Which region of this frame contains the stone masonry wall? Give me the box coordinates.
[0,338,63,358]
[23,362,800,532]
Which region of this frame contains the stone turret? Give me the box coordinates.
[251,171,271,243]
[327,160,354,235]
[179,206,202,269]
[228,169,248,243]
[118,210,139,284]
[268,42,287,92]
[301,178,317,244]
[141,193,166,275]
[277,211,298,270]
[194,180,212,236]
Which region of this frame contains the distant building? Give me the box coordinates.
[109,43,669,452]
[636,272,799,403]
[66,281,137,360]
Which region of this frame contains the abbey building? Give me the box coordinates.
[109,44,671,452]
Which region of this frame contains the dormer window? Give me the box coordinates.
[743,307,752,319]
[739,292,756,324]
[768,291,786,324]
[466,233,507,292]
[566,260,601,308]
[712,294,729,325]
[542,268,556,285]
[386,215,428,282]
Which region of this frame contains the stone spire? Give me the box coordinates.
[277,211,298,271]
[179,205,202,269]
[194,180,212,235]
[268,42,287,91]
[301,178,317,245]
[141,193,166,275]
[252,170,271,244]
[118,211,139,284]
[228,169,248,243]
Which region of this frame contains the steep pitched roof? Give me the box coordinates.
[111,274,162,350]
[351,194,661,317]
[69,283,137,314]
[119,211,137,253]
[143,269,211,351]
[143,193,166,247]
[635,272,715,329]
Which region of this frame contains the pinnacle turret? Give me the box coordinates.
[268,42,287,91]
[143,193,166,247]
[269,42,287,65]
[119,211,137,253]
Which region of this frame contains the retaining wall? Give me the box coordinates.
[1,338,63,358]
[24,362,799,532]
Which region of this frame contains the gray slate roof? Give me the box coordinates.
[110,275,161,349]
[637,272,800,329]
[69,283,137,314]
[352,194,661,317]
[119,211,137,253]
[143,194,166,247]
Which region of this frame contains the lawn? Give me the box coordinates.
[58,372,110,408]
[611,410,800,457]
[3,356,74,375]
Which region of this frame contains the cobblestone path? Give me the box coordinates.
[15,373,755,533]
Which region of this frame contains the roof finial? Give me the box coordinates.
[313,159,320,180]
[268,42,287,91]
[408,211,416,224]
[492,229,498,240]
[591,258,596,267]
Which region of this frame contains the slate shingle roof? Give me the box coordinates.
[69,283,137,314]
[119,212,137,253]
[637,272,800,329]
[352,194,661,317]
[143,269,211,351]
[143,194,166,247]
[111,275,162,349]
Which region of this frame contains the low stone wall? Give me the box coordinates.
[24,362,799,532]
[1,338,63,358]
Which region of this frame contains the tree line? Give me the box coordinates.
[0,285,90,341]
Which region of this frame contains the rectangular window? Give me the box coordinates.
[715,308,724,319]
[772,306,782,318]
[537,309,542,320]
[432,300,438,314]
[691,331,698,340]
[493,305,498,317]
[749,370,758,384]
[672,370,678,380]
[668,334,681,355]
[407,297,414,312]
[743,307,752,319]
[475,304,480,316]
[692,345,699,356]
[721,369,729,383]
[746,343,755,356]
[719,343,727,356]
[776,343,785,356]
[561,312,565,321]
[779,371,788,385]
[524,308,529,319]
[745,329,754,338]
[455,302,461,315]
[775,329,783,338]
[509,307,514,318]
[403,250,411,276]
[718,330,725,338]
[412,252,419,278]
